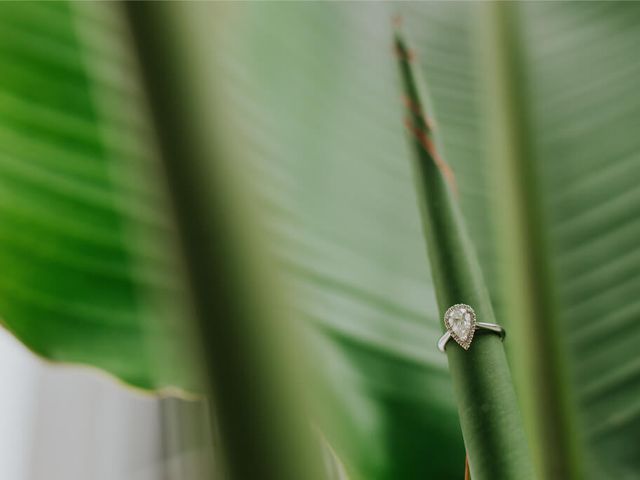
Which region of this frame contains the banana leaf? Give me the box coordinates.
[0,2,639,479]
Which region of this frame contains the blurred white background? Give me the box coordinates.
[0,328,211,480]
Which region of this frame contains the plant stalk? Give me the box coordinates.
[480,3,583,479]
[395,31,534,480]
[124,3,327,479]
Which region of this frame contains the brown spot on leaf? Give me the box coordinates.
[404,116,458,196]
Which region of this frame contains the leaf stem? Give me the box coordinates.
[480,3,583,478]
[124,4,327,479]
[395,31,535,480]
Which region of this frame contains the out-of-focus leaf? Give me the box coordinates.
[480,4,582,478]
[0,2,197,391]
[0,2,465,478]
[126,3,329,479]
[5,2,639,480]
[320,435,351,480]
[207,4,468,479]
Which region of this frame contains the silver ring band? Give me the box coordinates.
[437,322,505,352]
[437,304,505,352]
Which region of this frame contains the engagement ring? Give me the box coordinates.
[437,304,505,352]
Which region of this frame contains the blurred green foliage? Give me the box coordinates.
[0,2,639,479]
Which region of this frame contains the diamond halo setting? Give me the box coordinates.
[444,304,477,350]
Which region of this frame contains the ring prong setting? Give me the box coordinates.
[444,304,476,350]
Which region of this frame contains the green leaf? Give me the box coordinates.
[125,3,328,479]
[4,2,639,480]
[480,4,582,478]
[394,30,534,480]
[402,2,640,478]
[0,2,198,391]
[0,2,466,478]
[204,4,467,478]
[482,3,640,478]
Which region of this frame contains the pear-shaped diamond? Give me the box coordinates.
[444,304,477,350]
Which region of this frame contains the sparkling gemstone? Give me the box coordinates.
[444,304,476,349]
